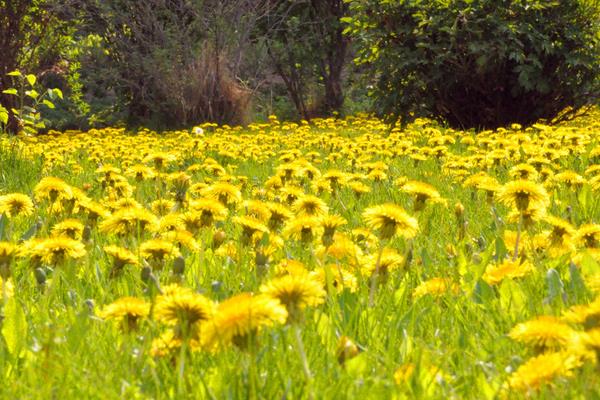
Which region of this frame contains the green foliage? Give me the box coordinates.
[1,70,63,135]
[345,0,600,129]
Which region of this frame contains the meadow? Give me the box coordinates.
[1,111,600,399]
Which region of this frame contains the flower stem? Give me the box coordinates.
[513,211,523,261]
[293,323,312,382]
[368,241,385,307]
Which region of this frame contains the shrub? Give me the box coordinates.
[345,0,600,129]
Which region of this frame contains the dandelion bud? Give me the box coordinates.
[212,230,226,248]
[454,202,465,220]
[34,267,47,285]
[172,256,185,275]
[337,336,360,364]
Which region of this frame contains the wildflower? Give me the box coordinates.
[104,245,138,273]
[260,274,326,323]
[154,287,215,336]
[99,207,158,236]
[507,352,579,392]
[576,224,600,249]
[140,239,181,268]
[203,293,287,350]
[0,193,34,217]
[400,180,442,211]
[0,242,18,278]
[26,236,86,266]
[508,316,576,350]
[292,195,329,217]
[232,216,269,245]
[34,176,73,203]
[51,219,85,240]
[202,182,242,207]
[413,278,459,299]
[497,180,549,211]
[98,296,150,330]
[482,259,533,286]
[282,216,323,243]
[362,204,418,240]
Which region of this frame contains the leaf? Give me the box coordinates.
[345,352,369,378]
[52,88,63,100]
[20,221,40,241]
[473,279,495,304]
[25,90,39,99]
[0,111,7,125]
[578,252,600,276]
[545,268,565,305]
[25,74,36,86]
[7,71,21,77]
[0,214,5,239]
[42,99,55,109]
[1,298,28,358]
[2,89,18,96]
[499,279,526,317]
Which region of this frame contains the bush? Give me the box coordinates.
[345,0,600,129]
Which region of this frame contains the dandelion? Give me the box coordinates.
[0,193,34,217]
[260,274,326,323]
[362,204,418,240]
[26,236,86,266]
[98,296,150,331]
[413,278,459,299]
[292,195,329,217]
[507,352,579,392]
[99,207,158,236]
[482,259,534,286]
[497,180,549,212]
[140,239,181,268]
[508,316,576,351]
[282,216,323,243]
[400,180,442,211]
[104,245,138,275]
[203,293,287,350]
[51,219,85,240]
[154,287,215,337]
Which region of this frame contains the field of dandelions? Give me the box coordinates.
[1,111,600,399]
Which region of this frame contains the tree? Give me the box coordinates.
[0,0,73,134]
[259,0,350,119]
[345,0,600,129]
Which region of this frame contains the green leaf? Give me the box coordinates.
[2,89,18,96]
[25,74,36,86]
[0,111,7,125]
[499,279,526,317]
[345,352,369,378]
[1,298,28,358]
[42,99,55,109]
[546,268,565,305]
[25,90,39,99]
[0,214,6,239]
[52,88,63,100]
[7,71,21,77]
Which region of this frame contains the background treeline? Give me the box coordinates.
[1,0,599,133]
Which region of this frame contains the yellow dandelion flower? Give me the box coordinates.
[203,293,287,350]
[576,224,600,249]
[508,316,576,350]
[103,245,138,271]
[282,216,323,243]
[362,203,418,240]
[413,277,459,299]
[260,273,326,322]
[0,193,34,217]
[34,176,73,202]
[154,288,215,334]
[292,195,329,217]
[98,296,150,330]
[26,236,86,265]
[507,352,579,392]
[482,259,534,286]
[400,180,441,211]
[497,180,549,211]
[51,219,85,240]
[99,207,158,236]
[140,239,180,265]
